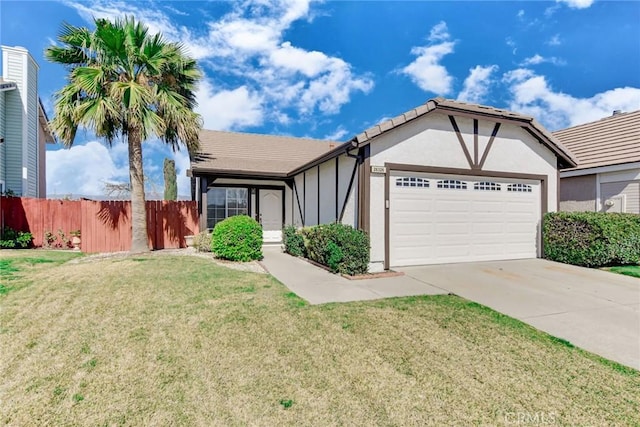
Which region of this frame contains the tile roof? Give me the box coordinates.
[553,110,640,170]
[191,129,336,176]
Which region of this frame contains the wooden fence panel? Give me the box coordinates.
[1,197,198,253]
[81,200,132,253]
[0,197,82,247]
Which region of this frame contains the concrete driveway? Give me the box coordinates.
[399,259,640,370]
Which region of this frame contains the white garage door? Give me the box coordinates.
[390,172,541,267]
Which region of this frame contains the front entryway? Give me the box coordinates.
[259,189,283,242]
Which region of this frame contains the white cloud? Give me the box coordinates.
[503,68,640,130]
[556,0,595,9]
[457,65,498,104]
[517,9,525,19]
[47,141,129,196]
[195,80,264,131]
[401,21,456,95]
[324,126,349,141]
[520,54,566,66]
[505,37,517,55]
[64,0,372,123]
[546,34,562,46]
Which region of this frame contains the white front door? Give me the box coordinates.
[259,189,283,242]
[389,173,541,267]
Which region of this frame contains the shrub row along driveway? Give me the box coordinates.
[0,251,638,425]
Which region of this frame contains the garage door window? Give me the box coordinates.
[474,181,501,191]
[396,177,429,188]
[437,179,467,190]
[507,183,533,193]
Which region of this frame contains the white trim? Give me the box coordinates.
[596,173,602,212]
[560,161,640,178]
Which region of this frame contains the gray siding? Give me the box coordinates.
[26,57,38,197]
[1,46,42,197]
[4,89,23,194]
[0,91,5,184]
[4,50,25,195]
[601,180,640,214]
[559,175,597,212]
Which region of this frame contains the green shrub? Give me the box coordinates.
[283,225,306,257]
[211,215,263,261]
[302,223,369,275]
[0,227,32,249]
[193,231,212,252]
[543,212,640,267]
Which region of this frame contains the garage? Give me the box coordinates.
[389,172,541,267]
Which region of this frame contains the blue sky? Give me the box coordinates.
[1,0,639,197]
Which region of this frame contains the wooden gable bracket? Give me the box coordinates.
[448,115,501,170]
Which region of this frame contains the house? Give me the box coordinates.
[555,110,640,214]
[0,45,55,197]
[189,97,577,271]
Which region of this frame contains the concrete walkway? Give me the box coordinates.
[262,247,640,369]
[261,246,445,304]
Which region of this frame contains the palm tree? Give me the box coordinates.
[46,17,202,252]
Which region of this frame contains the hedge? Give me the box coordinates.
[543,212,640,268]
[211,215,263,261]
[283,225,306,257]
[285,223,370,275]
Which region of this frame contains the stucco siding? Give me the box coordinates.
[304,167,319,226]
[369,173,385,263]
[341,171,357,228]
[368,112,560,269]
[293,174,304,226]
[319,160,336,223]
[337,154,357,223]
[559,175,597,212]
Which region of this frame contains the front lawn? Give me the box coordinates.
[608,265,640,278]
[0,250,638,425]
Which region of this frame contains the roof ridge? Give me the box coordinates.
[199,128,336,144]
[553,110,640,134]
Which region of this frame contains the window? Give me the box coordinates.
[437,179,467,190]
[507,183,533,193]
[207,187,249,229]
[474,181,501,191]
[395,177,429,188]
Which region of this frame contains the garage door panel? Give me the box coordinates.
[390,173,540,267]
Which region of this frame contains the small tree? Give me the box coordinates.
[163,158,177,201]
[46,17,202,252]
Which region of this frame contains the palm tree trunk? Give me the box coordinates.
[128,130,150,252]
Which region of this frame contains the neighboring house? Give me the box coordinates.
[189,97,576,271]
[555,110,640,214]
[0,45,55,197]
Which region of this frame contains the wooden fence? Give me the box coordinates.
[0,197,199,253]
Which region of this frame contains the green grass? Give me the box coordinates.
[0,250,83,295]
[608,265,640,278]
[0,253,638,426]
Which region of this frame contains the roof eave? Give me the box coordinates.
[38,98,55,144]
[286,140,355,176]
[189,167,289,179]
